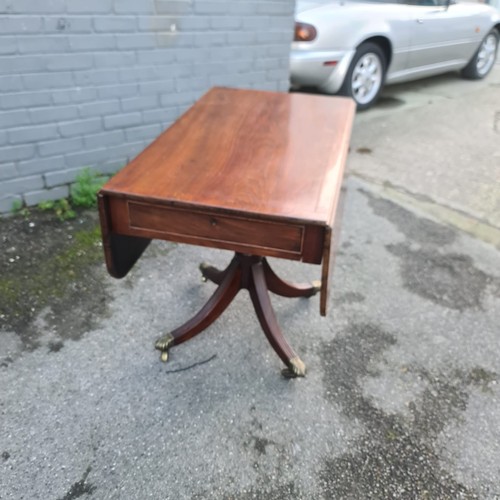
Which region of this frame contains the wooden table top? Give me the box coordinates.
[99,87,355,314]
[102,87,355,226]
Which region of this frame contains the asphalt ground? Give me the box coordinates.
[1,62,500,499]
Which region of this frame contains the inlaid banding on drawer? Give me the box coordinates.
[127,201,304,254]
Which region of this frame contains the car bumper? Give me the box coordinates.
[290,48,355,94]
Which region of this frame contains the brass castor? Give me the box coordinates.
[155,333,175,362]
[281,356,306,378]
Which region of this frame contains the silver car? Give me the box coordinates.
[291,0,500,109]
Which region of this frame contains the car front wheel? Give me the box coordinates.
[339,42,386,111]
[461,29,499,80]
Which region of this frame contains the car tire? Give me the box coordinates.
[461,29,499,80]
[338,42,387,111]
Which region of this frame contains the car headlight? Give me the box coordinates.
[294,22,317,42]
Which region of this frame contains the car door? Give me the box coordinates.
[405,0,474,71]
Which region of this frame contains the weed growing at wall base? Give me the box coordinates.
[10,168,109,222]
[38,199,76,221]
[11,199,23,214]
[71,168,109,209]
[11,199,30,218]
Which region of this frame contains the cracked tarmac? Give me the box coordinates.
[1,64,500,499]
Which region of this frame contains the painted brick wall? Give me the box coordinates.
[0,0,296,213]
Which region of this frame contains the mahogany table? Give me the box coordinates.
[98,87,355,377]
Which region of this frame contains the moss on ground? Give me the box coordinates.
[0,209,109,351]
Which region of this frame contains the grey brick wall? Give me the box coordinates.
[0,0,296,213]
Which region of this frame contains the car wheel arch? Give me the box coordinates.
[461,27,499,79]
[337,41,388,110]
[356,36,393,70]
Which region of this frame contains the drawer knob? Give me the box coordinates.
[210,217,217,226]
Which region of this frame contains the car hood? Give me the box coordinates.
[296,1,339,14]
[295,0,388,14]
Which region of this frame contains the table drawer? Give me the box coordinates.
[126,200,304,255]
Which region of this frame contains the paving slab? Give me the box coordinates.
[350,63,500,231]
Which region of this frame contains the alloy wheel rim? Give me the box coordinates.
[351,53,383,105]
[476,34,497,76]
